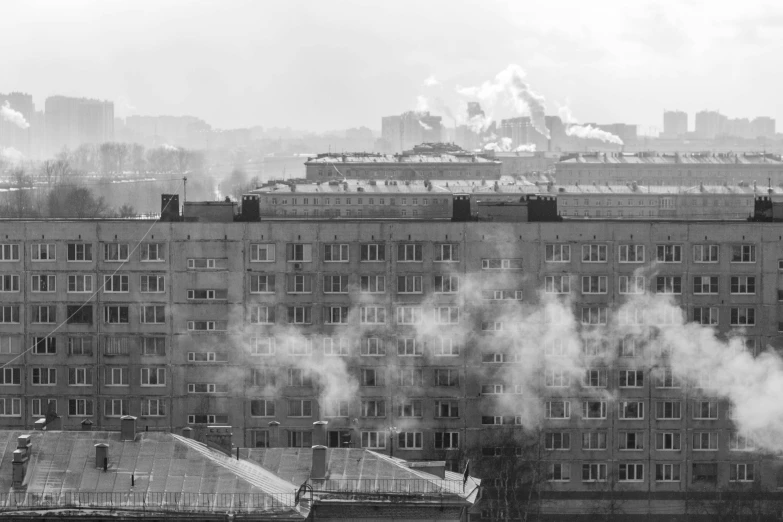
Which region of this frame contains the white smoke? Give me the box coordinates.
[162,143,179,151]
[1,102,29,129]
[0,147,23,165]
[483,137,513,151]
[514,143,536,152]
[423,75,440,87]
[566,124,624,145]
[457,64,550,139]
[418,120,432,131]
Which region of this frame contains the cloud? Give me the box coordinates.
[423,75,440,87]
[0,102,29,129]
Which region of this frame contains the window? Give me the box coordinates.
[287,306,312,325]
[433,275,459,293]
[618,276,645,294]
[432,337,459,356]
[656,276,682,294]
[619,401,644,420]
[31,243,55,261]
[105,367,128,386]
[252,430,270,448]
[289,399,313,417]
[581,306,607,325]
[287,243,312,262]
[361,399,386,418]
[287,368,313,387]
[730,276,755,295]
[323,337,349,356]
[397,368,423,387]
[360,337,385,356]
[0,398,21,417]
[188,258,223,269]
[0,244,19,261]
[619,370,644,388]
[693,400,719,420]
[104,243,129,262]
[619,338,636,357]
[435,400,460,418]
[105,399,129,417]
[187,320,227,331]
[655,431,681,450]
[619,463,644,482]
[66,305,92,325]
[730,463,754,482]
[582,463,607,482]
[32,367,56,385]
[0,274,19,293]
[140,275,165,293]
[104,274,129,292]
[582,401,607,420]
[250,305,275,325]
[545,432,571,450]
[360,274,385,293]
[619,431,644,450]
[581,276,607,294]
[250,275,275,294]
[397,243,423,262]
[322,305,347,325]
[361,431,387,449]
[33,336,56,355]
[434,306,459,325]
[692,463,718,483]
[32,398,57,417]
[188,414,229,425]
[397,338,421,356]
[434,432,459,449]
[544,369,570,388]
[359,306,385,325]
[693,244,719,263]
[434,369,459,386]
[435,243,459,262]
[188,383,228,394]
[692,432,718,451]
[31,274,56,292]
[32,305,56,324]
[140,243,164,262]
[140,305,165,324]
[141,337,165,356]
[0,367,20,385]
[396,306,422,325]
[286,431,313,448]
[548,463,571,482]
[103,337,129,355]
[287,274,313,293]
[656,245,682,263]
[250,243,276,262]
[323,401,349,417]
[582,244,608,263]
[583,368,607,388]
[397,275,422,293]
[693,307,718,325]
[693,276,718,294]
[731,307,755,326]
[67,274,92,293]
[323,275,348,294]
[731,245,756,263]
[251,337,275,356]
[360,244,385,261]
[68,399,93,417]
[397,400,422,418]
[545,401,571,419]
[398,432,423,449]
[545,244,571,262]
[141,399,166,417]
[482,258,523,269]
[730,432,756,451]
[67,243,92,262]
[323,244,349,262]
[619,244,644,263]
[545,275,570,294]
[361,368,384,387]
[656,401,681,419]
[140,367,166,386]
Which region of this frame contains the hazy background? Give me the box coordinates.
[1,0,780,133]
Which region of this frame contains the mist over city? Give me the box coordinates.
[2,1,783,521]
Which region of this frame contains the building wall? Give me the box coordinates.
[304,161,502,181]
[0,219,779,496]
[557,192,755,219]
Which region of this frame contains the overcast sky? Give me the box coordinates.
[1,0,780,133]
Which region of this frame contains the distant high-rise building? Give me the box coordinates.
[381,111,442,153]
[663,110,688,138]
[694,110,727,139]
[124,115,209,148]
[44,96,114,155]
[750,116,776,139]
[0,92,34,157]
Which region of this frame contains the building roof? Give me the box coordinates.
[305,153,500,165]
[554,183,776,195]
[558,152,783,165]
[250,178,542,197]
[0,430,300,517]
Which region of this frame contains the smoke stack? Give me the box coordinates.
[95,443,109,469]
[268,421,280,448]
[121,416,137,441]
[311,445,327,480]
[313,421,328,446]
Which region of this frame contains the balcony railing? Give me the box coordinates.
[310,478,464,495]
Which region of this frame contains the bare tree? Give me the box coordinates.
[47,184,108,218]
[2,169,36,218]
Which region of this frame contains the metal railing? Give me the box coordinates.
[0,492,296,512]
[310,479,463,494]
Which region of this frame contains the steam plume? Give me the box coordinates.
[0,147,23,165]
[514,143,536,152]
[566,124,624,145]
[423,75,440,87]
[483,137,513,152]
[1,102,29,129]
[418,120,432,131]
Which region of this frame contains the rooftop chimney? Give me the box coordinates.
[81,419,93,431]
[95,443,109,470]
[121,415,137,441]
[12,435,32,487]
[311,445,327,480]
[268,421,280,448]
[205,425,233,455]
[313,421,328,447]
[181,427,193,439]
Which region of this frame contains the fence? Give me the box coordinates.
[311,479,464,494]
[0,492,296,512]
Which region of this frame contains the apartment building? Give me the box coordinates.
[0,217,780,515]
